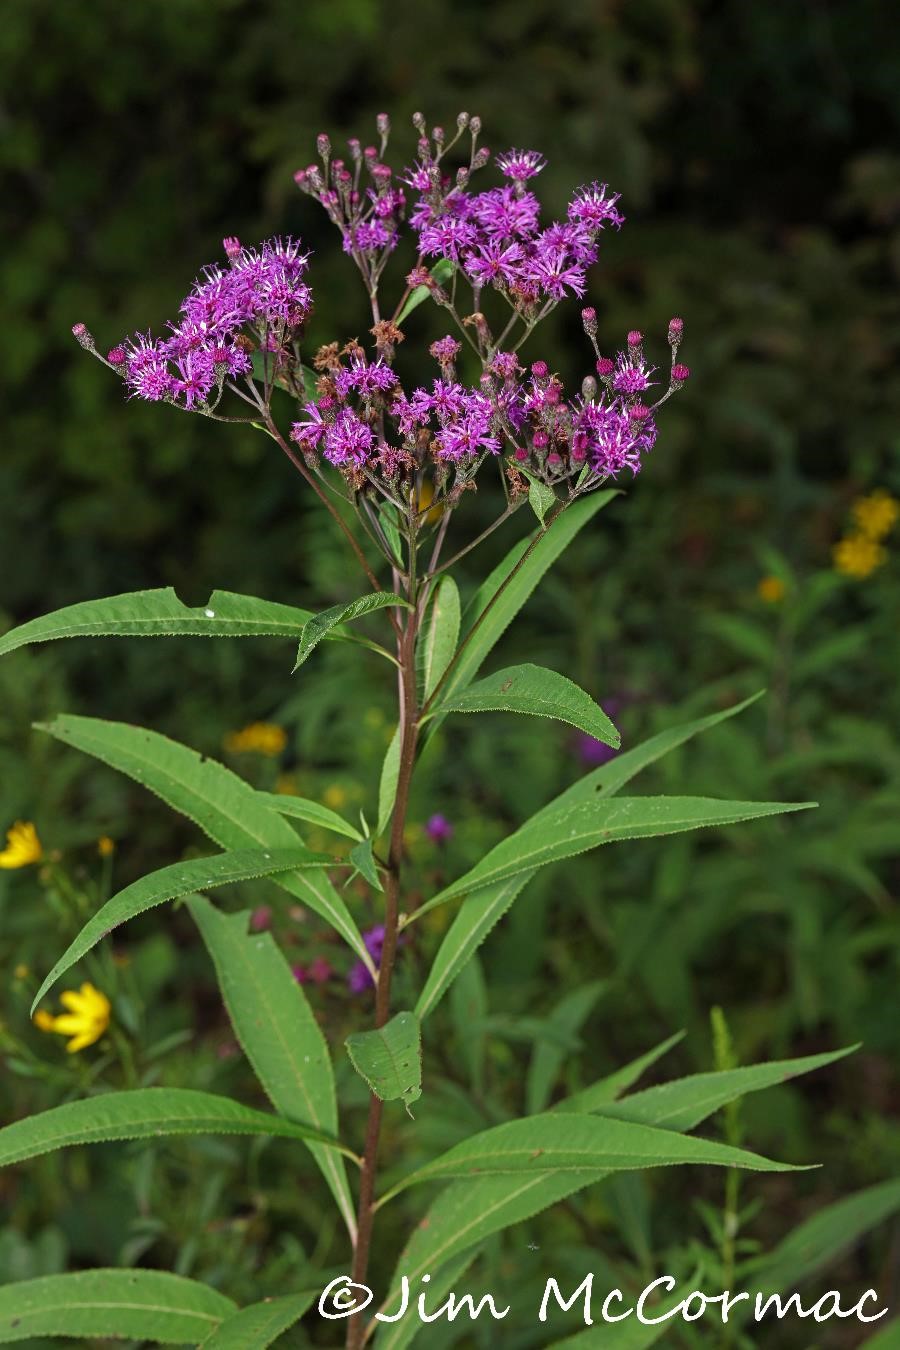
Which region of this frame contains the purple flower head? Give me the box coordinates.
[472,186,540,240]
[124,333,174,402]
[612,353,656,396]
[347,924,398,994]
[333,355,398,400]
[496,149,547,182]
[291,401,327,451]
[574,733,619,768]
[171,350,216,408]
[343,220,397,255]
[324,409,374,466]
[567,182,625,231]
[418,213,478,261]
[425,813,454,844]
[430,335,461,367]
[463,238,525,289]
[525,241,587,300]
[491,351,521,380]
[575,397,657,477]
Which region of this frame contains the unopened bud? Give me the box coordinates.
[581,375,597,400]
[627,329,643,347]
[533,430,549,449]
[72,322,95,351]
[595,357,615,377]
[581,306,597,335]
[629,402,650,420]
[531,360,549,379]
[472,147,491,169]
[222,235,242,260]
[668,317,683,341]
[433,125,445,144]
[107,345,126,367]
[317,133,331,159]
[457,111,470,130]
[469,115,482,136]
[376,112,390,136]
[456,166,470,188]
[412,111,426,133]
[671,363,691,384]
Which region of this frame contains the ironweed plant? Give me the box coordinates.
[0,114,858,1348]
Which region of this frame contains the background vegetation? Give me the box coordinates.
[1,1,898,1344]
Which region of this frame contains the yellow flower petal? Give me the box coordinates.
[0,821,43,869]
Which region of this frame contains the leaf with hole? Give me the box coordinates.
[346,1011,422,1110]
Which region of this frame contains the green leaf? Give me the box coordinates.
[594,1046,855,1132]
[431,663,619,749]
[374,1250,483,1350]
[419,576,461,702]
[188,899,356,1240]
[32,848,331,1012]
[434,491,618,708]
[555,1033,686,1113]
[413,795,816,920]
[527,476,557,527]
[864,1318,900,1349]
[293,593,410,671]
[377,725,401,837]
[0,1270,236,1345]
[378,502,405,568]
[350,837,383,891]
[378,1113,803,1204]
[0,1088,353,1170]
[396,258,455,325]
[346,1011,422,1110]
[198,1290,318,1348]
[526,981,607,1114]
[415,872,536,1020]
[532,692,765,823]
[745,1176,900,1293]
[38,716,373,974]
[0,588,336,657]
[256,790,363,841]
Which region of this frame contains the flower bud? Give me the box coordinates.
[627,329,643,347]
[629,402,651,420]
[671,363,691,384]
[472,147,491,169]
[457,111,470,130]
[107,346,126,369]
[72,322,95,351]
[595,357,615,377]
[432,125,445,144]
[222,235,242,261]
[581,306,597,335]
[317,133,331,159]
[469,115,482,136]
[581,375,598,400]
[412,111,426,133]
[514,447,528,461]
[531,360,549,379]
[456,166,470,187]
[376,112,390,136]
[667,317,683,342]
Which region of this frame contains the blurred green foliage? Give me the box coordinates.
[1,0,899,1344]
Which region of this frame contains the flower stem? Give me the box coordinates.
[346,565,421,1350]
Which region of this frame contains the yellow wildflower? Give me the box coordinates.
[33,982,111,1053]
[323,784,348,810]
[223,722,287,756]
[852,490,899,541]
[97,835,116,858]
[833,533,887,579]
[275,773,299,796]
[757,575,786,604]
[13,963,29,980]
[0,821,42,869]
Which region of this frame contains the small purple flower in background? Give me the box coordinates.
[425,813,454,844]
[575,734,619,768]
[249,905,272,933]
[294,956,334,985]
[496,149,547,182]
[347,923,398,994]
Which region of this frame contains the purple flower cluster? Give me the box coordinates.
[118,238,312,407]
[410,157,623,305]
[348,924,388,994]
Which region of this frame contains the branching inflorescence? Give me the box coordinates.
[74,111,689,547]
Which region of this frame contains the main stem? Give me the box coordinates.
[346,593,420,1350]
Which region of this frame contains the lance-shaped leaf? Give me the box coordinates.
[0,1270,236,1345]
[198,1290,319,1349]
[32,847,331,1012]
[527,475,557,527]
[0,1087,354,1170]
[553,1032,686,1113]
[431,491,618,711]
[430,663,619,749]
[383,1041,838,1294]
[0,588,348,657]
[349,837,383,891]
[346,1011,422,1110]
[374,1250,483,1350]
[411,795,816,921]
[377,1112,804,1204]
[256,790,364,842]
[189,899,356,1241]
[396,257,455,325]
[531,691,766,823]
[588,1045,856,1131]
[37,716,374,974]
[527,981,607,1115]
[416,871,536,1020]
[293,592,410,671]
[418,575,461,702]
